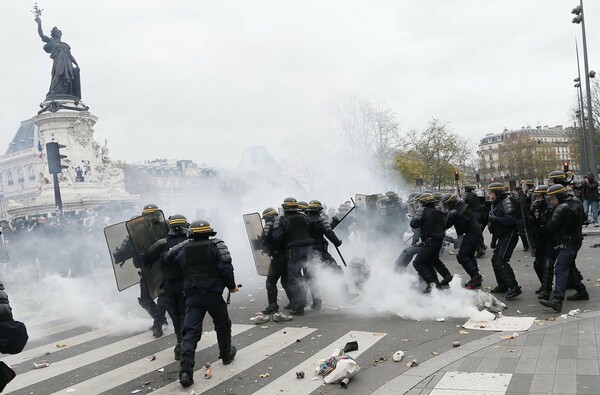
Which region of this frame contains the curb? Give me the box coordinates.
[370,309,600,394]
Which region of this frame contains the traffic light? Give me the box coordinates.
[563,161,570,173]
[416,178,423,187]
[475,173,481,183]
[46,142,68,174]
[454,170,459,181]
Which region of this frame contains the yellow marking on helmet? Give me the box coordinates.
[169,219,187,225]
[284,202,298,207]
[143,208,158,213]
[190,226,213,232]
[308,203,321,208]
[547,186,566,196]
[263,210,277,217]
[549,173,565,178]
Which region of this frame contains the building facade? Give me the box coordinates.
[477,125,578,184]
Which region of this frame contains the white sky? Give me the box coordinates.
[1,1,598,167]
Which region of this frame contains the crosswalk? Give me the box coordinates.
[3,315,388,395]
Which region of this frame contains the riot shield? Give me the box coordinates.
[104,220,140,292]
[354,194,367,210]
[125,211,169,299]
[0,233,9,263]
[243,213,270,276]
[517,189,536,255]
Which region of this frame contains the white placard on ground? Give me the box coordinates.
[463,316,536,332]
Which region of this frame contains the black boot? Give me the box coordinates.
[505,286,522,300]
[423,283,435,294]
[262,303,279,314]
[152,323,163,338]
[311,299,322,311]
[537,291,550,301]
[439,275,453,287]
[465,274,482,290]
[289,305,305,316]
[534,286,543,295]
[174,343,181,361]
[490,284,508,293]
[566,290,590,301]
[179,362,194,387]
[221,345,237,365]
[283,303,292,310]
[540,298,563,312]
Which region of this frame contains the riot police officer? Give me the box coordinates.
[464,185,486,257]
[441,193,483,289]
[175,220,238,388]
[529,185,554,299]
[487,182,522,300]
[144,214,189,358]
[306,200,345,310]
[540,184,589,312]
[261,207,292,314]
[409,192,451,293]
[269,197,314,315]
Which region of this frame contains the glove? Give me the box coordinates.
[334,239,342,248]
[490,239,497,249]
[488,214,497,224]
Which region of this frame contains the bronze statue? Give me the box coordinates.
[34,10,81,100]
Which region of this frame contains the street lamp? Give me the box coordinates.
[572,1,597,173]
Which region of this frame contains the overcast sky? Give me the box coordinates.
[1,1,598,167]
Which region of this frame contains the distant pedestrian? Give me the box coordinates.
[581,172,599,226]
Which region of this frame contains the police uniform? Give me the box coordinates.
[540,185,589,312]
[261,208,291,314]
[175,220,237,388]
[487,183,522,300]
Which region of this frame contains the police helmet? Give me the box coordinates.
[338,203,350,215]
[419,192,439,205]
[548,170,567,185]
[524,179,535,187]
[385,191,399,201]
[168,214,188,228]
[262,207,278,220]
[188,219,216,237]
[487,182,507,194]
[441,193,458,207]
[297,201,309,211]
[376,195,389,210]
[464,185,475,192]
[142,203,159,215]
[282,197,299,211]
[307,200,323,212]
[533,185,549,195]
[547,184,568,201]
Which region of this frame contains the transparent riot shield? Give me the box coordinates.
[354,194,367,210]
[104,220,140,292]
[125,210,168,300]
[0,233,9,263]
[243,213,270,276]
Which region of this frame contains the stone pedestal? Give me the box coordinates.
[16,108,137,215]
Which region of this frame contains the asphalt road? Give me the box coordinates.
[4,229,600,395]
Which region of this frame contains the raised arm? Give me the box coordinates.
[35,17,50,42]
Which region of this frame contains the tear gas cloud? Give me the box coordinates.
[3,142,486,337]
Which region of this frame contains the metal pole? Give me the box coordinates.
[52,173,63,217]
[576,41,589,174]
[580,0,597,173]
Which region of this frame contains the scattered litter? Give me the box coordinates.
[145,355,156,362]
[472,291,507,315]
[507,349,517,353]
[157,368,164,372]
[294,350,306,354]
[296,339,301,343]
[66,389,76,393]
[373,332,385,336]
[392,350,404,362]
[131,390,141,394]
[56,344,68,349]
[431,352,439,356]
[34,361,50,369]
[464,316,535,332]
[373,356,386,366]
[560,314,568,319]
[568,309,581,316]
[400,338,410,342]
[458,330,469,335]
[249,316,256,321]
[239,306,247,310]
[516,310,521,314]
[204,363,212,379]
[250,299,255,303]
[318,350,361,384]
[405,359,419,367]
[260,325,269,329]
[436,318,445,322]
[259,373,270,378]
[499,333,519,340]
[142,381,150,385]
[296,371,305,379]
[452,341,460,347]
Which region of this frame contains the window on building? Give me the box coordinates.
[29,166,36,181]
[18,168,24,183]
[7,171,13,186]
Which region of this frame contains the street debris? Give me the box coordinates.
[157,368,164,372]
[373,356,386,366]
[452,341,461,347]
[340,377,350,388]
[204,363,212,379]
[400,338,410,342]
[260,325,269,329]
[56,344,68,349]
[436,318,445,322]
[472,291,507,315]
[34,361,50,369]
[296,371,305,379]
[568,309,581,316]
[145,355,156,362]
[431,351,439,356]
[499,332,519,340]
[317,348,361,385]
[66,389,76,393]
[405,359,419,367]
[458,330,469,335]
[131,390,141,394]
[259,373,270,378]
[392,350,404,362]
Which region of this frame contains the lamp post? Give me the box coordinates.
[572,1,597,173]
[575,42,589,174]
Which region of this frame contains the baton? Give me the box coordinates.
[332,198,357,230]
[334,245,347,267]
[227,284,242,305]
